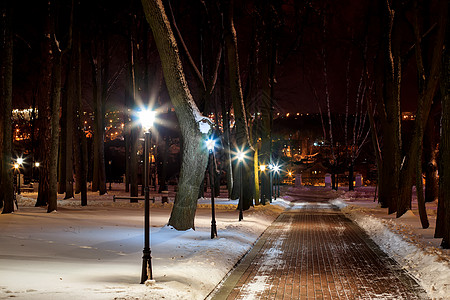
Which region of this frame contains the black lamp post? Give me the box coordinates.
[259,164,266,205]
[16,157,24,195]
[206,138,217,239]
[139,109,155,284]
[14,163,20,195]
[237,150,245,221]
[108,160,112,190]
[268,164,273,202]
[273,164,280,200]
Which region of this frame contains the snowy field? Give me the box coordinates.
[1,184,449,299]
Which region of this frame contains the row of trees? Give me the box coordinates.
[1,0,449,247]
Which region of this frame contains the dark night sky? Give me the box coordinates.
[10,0,420,114]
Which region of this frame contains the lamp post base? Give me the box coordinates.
[140,248,153,284]
[211,220,217,239]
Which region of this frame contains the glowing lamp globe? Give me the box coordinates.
[138,109,156,132]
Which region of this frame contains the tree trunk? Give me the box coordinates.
[220,56,233,198]
[224,0,252,209]
[416,143,429,228]
[397,0,446,218]
[423,107,439,203]
[141,0,212,230]
[253,147,260,205]
[0,0,14,214]
[58,85,67,194]
[91,39,107,195]
[72,9,88,205]
[373,0,402,214]
[64,52,74,199]
[47,46,62,213]
[36,2,56,209]
[435,5,449,246]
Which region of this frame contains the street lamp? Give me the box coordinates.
[268,164,273,202]
[138,108,156,284]
[259,164,267,205]
[14,163,20,195]
[34,162,40,183]
[236,150,245,221]
[15,158,24,195]
[273,164,280,200]
[206,137,217,239]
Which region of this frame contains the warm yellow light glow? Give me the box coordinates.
[14,163,19,169]
[35,162,40,167]
[259,165,266,172]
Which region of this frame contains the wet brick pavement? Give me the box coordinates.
[212,188,428,300]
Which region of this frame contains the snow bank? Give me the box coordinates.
[332,197,450,299]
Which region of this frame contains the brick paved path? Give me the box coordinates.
[212,188,427,300]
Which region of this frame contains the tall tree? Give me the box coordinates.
[35,1,58,211]
[435,0,449,248]
[257,0,278,205]
[0,0,15,214]
[141,0,212,230]
[72,0,88,205]
[396,0,447,217]
[223,0,253,209]
[373,0,403,213]
[90,35,107,195]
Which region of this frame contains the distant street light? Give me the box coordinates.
[273,164,280,199]
[206,137,217,239]
[139,108,155,284]
[259,164,267,205]
[34,162,40,182]
[15,158,24,195]
[268,164,273,202]
[236,150,245,221]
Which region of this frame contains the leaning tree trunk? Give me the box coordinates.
[0,0,14,214]
[141,0,212,230]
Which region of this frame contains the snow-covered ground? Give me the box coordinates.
[1,184,449,299]
[0,186,282,300]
